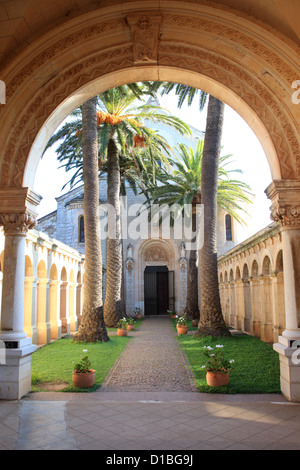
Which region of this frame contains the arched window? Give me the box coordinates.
[79,216,85,243]
[225,214,232,241]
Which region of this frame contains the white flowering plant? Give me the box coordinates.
[176,314,188,326]
[117,318,128,330]
[201,345,234,374]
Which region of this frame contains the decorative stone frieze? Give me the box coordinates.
[126,13,162,64]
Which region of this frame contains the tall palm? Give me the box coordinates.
[73,97,109,342]
[97,86,191,326]
[197,95,230,336]
[146,139,252,320]
[155,82,237,335]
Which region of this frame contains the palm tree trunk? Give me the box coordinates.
[103,136,124,327]
[196,95,230,337]
[184,208,200,320]
[74,97,109,342]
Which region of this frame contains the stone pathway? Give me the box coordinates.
[100,315,197,393]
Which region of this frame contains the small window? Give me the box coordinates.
[225,214,232,241]
[79,216,85,243]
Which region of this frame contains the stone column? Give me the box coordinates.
[0,188,41,400]
[234,279,244,331]
[49,279,61,340]
[36,278,51,345]
[23,275,35,340]
[249,277,261,337]
[68,280,77,333]
[266,180,300,401]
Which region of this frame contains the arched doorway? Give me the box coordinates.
[144,266,170,315]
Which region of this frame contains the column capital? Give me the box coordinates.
[265,180,300,229]
[0,187,41,235]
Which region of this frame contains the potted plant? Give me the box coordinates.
[72,354,95,388]
[117,318,128,336]
[167,310,177,319]
[176,314,188,335]
[133,307,142,320]
[201,345,234,387]
[126,317,135,331]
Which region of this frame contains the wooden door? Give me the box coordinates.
[157,271,169,314]
[144,271,157,315]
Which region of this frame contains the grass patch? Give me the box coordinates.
[177,333,281,394]
[31,335,131,393]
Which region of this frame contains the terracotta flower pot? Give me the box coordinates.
[127,324,134,331]
[206,371,229,387]
[117,328,128,336]
[72,369,95,388]
[177,325,188,335]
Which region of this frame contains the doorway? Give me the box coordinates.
[144,266,174,315]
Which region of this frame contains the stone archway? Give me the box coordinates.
[0,3,299,190]
[0,0,300,400]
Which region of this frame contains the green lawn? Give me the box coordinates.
[31,318,144,393]
[31,335,131,392]
[177,332,281,394]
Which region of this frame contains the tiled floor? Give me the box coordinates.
[1,316,300,451]
[1,392,300,450]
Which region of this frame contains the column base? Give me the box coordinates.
[0,338,37,400]
[274,334,300,402]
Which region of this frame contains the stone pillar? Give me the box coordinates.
[23,275,35,340]
[249,277,261,337]
[69,280,77,333]
[0,188,41,400]
[36,278,51,345]
[235,279,244,331]
[60,281,70,334]
[125,257,135,315]
[260,274,273,343]
[49,280,61,340]
[266,180,300,401]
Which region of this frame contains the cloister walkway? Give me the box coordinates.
[101,315,197,393]
[1,316,300,450]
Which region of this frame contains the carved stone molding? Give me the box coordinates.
[266,180,300,229]
[0,212,36,235]
[1,11,299,188]
[126,13,162,64]
[144,245,168,262]
[126,257,134,271]
[270,203,300,228]
[0,187,40,235]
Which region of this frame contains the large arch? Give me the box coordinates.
[0,2,299,189]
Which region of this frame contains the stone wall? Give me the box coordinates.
[218,222,285,343]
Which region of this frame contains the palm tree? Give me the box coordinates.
[146,139,252,320]
[154,82,241,336]
[45,84,191,328]
[73,97,109,342]
[97,86,191,326]
[196,95,230,336]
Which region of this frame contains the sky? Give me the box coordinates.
[34,91,273,240]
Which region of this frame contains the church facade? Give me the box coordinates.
[36,178,243,318]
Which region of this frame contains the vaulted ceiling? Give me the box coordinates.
[0,0,299,67]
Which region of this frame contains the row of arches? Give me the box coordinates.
[0,247,84,346]
[220,251,283,283]
[219,249,285,343]
[24,257,83,345]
